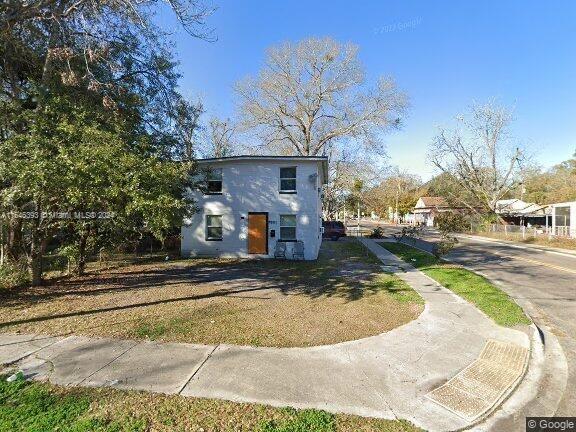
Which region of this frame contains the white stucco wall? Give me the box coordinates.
[181,159,324,260]
[551,201,576,238]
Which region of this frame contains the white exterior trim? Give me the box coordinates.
[551,201,576,238]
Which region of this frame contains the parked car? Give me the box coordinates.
[322,220,347,241]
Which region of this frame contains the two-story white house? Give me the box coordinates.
[181,155,328,260]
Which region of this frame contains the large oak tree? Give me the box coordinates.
[235,37,408,157]
[0,0,212,285]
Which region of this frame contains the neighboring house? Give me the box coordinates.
[413,196,451,226]
[387,206,416,224]
[550,201,576,238]
[494,199,549,227]
[181,155,328,260]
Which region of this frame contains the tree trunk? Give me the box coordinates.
[77,233,88,276]
[7,217,23,261]
[29,233,47,286]
[0,218,4,266]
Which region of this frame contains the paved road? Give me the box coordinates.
[447,235,576,416]
[373,223,576,416]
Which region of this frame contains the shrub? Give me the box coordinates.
[393,225,423,242]
[43,253,68,273]
[368,227,385,238]
[0,259,29,289]
[432,236,458,258]
[435,212,469,233]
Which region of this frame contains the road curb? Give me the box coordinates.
[470,322,568,431]
[373,239,538,430]
[379,238,568,430]
[461,324,536,431]
[447,263,569,430]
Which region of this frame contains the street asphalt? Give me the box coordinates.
[370,223,576,417]
[447,235,576,417]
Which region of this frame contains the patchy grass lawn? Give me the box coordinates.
[0,239,423,347]
[378,242,530,327]
[0,376,422,432]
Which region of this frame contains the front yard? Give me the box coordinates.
[0,239,423,347]
[0,376,421,432]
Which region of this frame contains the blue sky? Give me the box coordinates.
[156,1,576,179]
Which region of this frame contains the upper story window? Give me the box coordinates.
[206,168,223,194]
[279,167,297,193]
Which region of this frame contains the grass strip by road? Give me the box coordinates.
[0,375,422,432]
[378,242,531,327]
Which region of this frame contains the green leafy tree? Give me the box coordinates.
[364,169,421,220]
[520,152,576,204]
[1,92,193,282]
[1,1,211,284]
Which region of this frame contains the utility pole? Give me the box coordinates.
[357,200,360,235]
[395,181,400,225]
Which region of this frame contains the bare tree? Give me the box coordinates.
[429,101,526,213]
[322,150,384,218]
[200,117,236,158]
[235,37,408,157]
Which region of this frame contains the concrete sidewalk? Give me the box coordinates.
[0,239,530,432]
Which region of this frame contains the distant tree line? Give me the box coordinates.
[358,102,575,221]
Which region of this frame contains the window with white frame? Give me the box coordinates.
[279,214,297,241]
[555,206,570,227]
[206,168,223,194]
[206,215,223,240]
[279,167,297,193]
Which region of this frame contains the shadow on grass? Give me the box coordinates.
[0,239,416,329]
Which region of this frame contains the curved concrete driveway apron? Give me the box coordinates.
[1,239,529,432]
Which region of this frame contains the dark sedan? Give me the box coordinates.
[322,220,347,241]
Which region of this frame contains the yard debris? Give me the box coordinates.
[6,371,24,382]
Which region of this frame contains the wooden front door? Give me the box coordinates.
[248,213,268,254]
